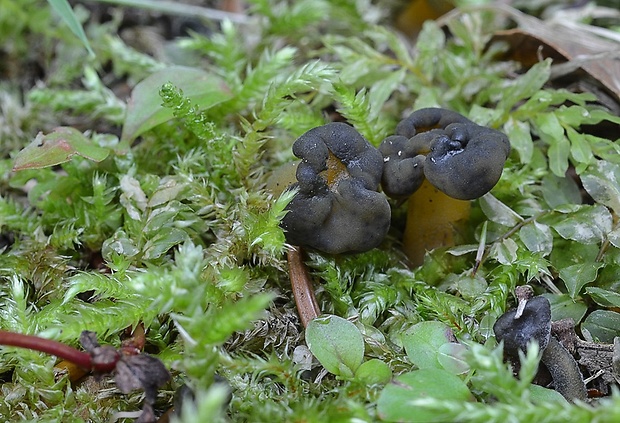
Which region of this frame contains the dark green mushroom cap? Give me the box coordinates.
[425,122,511,200]
[281,122,391,255]
[493,295,552,358]
[395,107,472,138]
[379,108,511,200]
[493,293,587,402]
[379,130,437,198]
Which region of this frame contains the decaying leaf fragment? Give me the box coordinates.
[80,331,170,423]
[490,5,620,106]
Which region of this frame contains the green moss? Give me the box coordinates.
[2,0,620,421]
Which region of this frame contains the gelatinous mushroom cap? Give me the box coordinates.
[395,107,472,138]
[493,295,552,358]
[281,123,391,255]
[380,108,511,200]
[424,122,511,200]
[379,133,429,198]
[493,292,587,402]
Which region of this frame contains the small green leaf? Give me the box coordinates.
[102,230,140,261]
[489,238,519,265]
[377,369,472,422]
[548,136,570,178]
[586,287,620,308]
[548,204,612,244]
[535,112,569,177]
[566,127,593,166]
[401,321,455,370]
[121,66,231,142]
[499,59,551,111]
[549,238,599,270]
[148,180,188,207]
[528,384,569,405]
[13,127,110,171]
[581,160,620,215]
[455,275,488,301]
[142,227,189,260]
[519,221,553,255]
[559,263,604,299]
[437,342,469,375]
[47,0,94,56]
[354,359,392,385]
[479,194,523,227]
[504,117,533,163]
[582,310,620,343]
[608,227,620,249]
[367,68,406,121]
[306,315,364,378]
[540,173,581,208]
[543,294,588,324]
[557,104,620,126]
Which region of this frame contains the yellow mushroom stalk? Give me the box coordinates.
[379,108,510,266]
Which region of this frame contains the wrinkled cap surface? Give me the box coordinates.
[424,122,511,200]
[395,107,472,138]
[493,295,552,357]
[281,123,390,254]
[380,108,510,200]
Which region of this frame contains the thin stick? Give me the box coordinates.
[0,330,94,370]
[87,0,251,24]
[287,246,320,328]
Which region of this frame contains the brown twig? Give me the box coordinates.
[287,246,320,328]
[0,330,102,371]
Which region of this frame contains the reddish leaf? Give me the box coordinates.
[13,127,109,171]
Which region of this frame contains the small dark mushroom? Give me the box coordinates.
[493,288,587,402]
[379,108,510,265]
[281,122,391,255]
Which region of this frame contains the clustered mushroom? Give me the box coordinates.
[379,108,511,264]
[279,108,510,259]
[380,108,510,200]
[279,122,391,255]
[276,108,510,328]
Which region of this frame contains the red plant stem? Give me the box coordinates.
[287,246,320,328]
[0,330,94,370]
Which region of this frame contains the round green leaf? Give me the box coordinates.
[377,369,472,422]
[437,342,469,375]
[455,275,488,301]
[401,321,455,370]
[354,359,392,385]
[306,315,364,378]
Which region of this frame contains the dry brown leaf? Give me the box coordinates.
[441,5,620,106]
